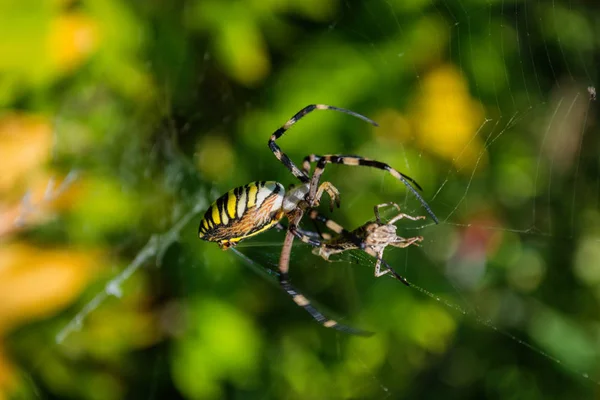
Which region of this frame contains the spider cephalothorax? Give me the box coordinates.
[198,105,438,335]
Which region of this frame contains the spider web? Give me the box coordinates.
[36,0,599,399]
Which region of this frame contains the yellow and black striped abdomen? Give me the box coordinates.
[198,181,285,247]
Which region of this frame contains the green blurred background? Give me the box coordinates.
[1,0,599,398]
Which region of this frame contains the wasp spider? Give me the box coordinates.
[198,105,438,336]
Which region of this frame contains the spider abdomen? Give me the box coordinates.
[198,181,285,248]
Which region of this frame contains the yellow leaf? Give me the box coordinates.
[0,243,101,334]
[411,64,486,170]
[47,13,100,73]
[0,113,52,194]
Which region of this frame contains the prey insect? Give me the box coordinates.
[301,203,424,286]
[198,104,438,336]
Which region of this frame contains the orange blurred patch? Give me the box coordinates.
[0,243,101,334]
[410,65,486,170]
[47,13,99,73]
[0,112,81,237]
[0,172,81,238]
[0,114,53,194]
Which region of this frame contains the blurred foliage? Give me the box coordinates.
[0,0,599,399]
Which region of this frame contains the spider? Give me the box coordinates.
[198,104,438,336]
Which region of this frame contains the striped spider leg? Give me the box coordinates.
[302,154,439,224]
[279,209,373,336]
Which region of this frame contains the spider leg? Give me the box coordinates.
[389,213,426,225]
[287,216,359,250]
[303,156,341,210]
[391,236,424,248]
[374,202,426,224]
[280,210,372,336]
[301,157,312,176]
[278,221,327,240]
[288,224,324,247]
[279,208,363,249]
[373,250,390,278]
[268,105,377,184]
[278,221,331,241]
[304,155,439,224]
[307,209,344,234]
[360,243,410,285]
[314,182,341,211]
[374,202,401,223]
[377,257,411,287]
[360,246,393,279]
[306,209,366,249]
[281,211,360,253]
